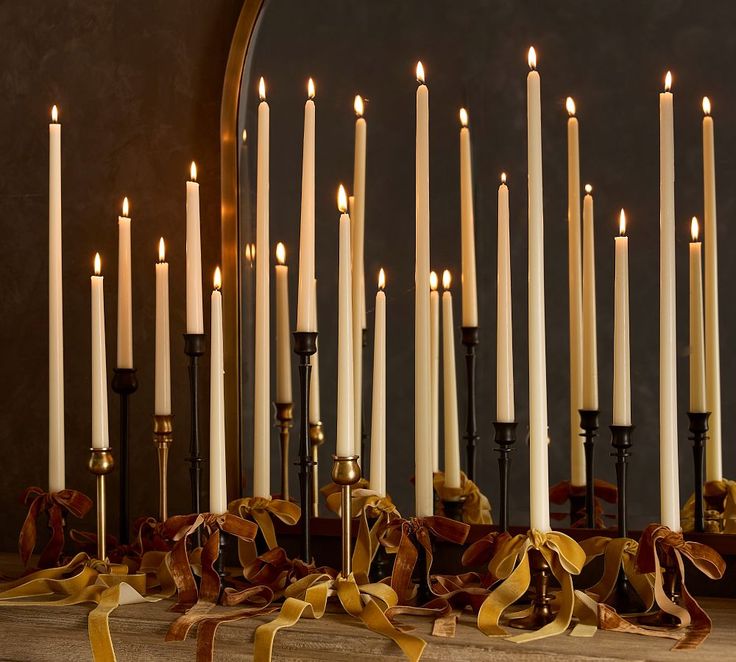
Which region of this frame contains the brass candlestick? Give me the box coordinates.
[153,414,174,521]
[309,421,325,516]
[275,403,293,500]
[88,447,114,561]
[331,454,361,578]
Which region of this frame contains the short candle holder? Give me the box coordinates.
[579,409,600,528]
[294,330,318,562]
[153,414,174,521]
[442,495,467,522]
[508,548,555,629]
[88,447,115,561]
[331,454,361,578]
[274,402,293,501]
[461,327,479,481]
[688,411,710,533]
[309,421,325,517]
[111,367,137,545]
[183,334,206,522]
[493,420,517,532]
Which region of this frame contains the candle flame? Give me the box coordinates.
[354,94,364,117]
[337,184,348,213]
[245,244,252,262]
[214,266,222,290]
[664,71,672,92]
[619,209,626,236]
[703,96,711,116]
[429,271,438,291]
[190,161,197,181]
[307,77,315,99]
[566,97,576,116]
[378,268,385,290]
[585,184,592,194]
[122,197,129,217]
[442,270,452,290]
[416,61,425,83]
[276,241,286,265]
[242,129,247,143]
[250,243,256,261]
[259,77,266,101]
[51,105,58,122]
[691,216,699,242]
[528,47,537,70]
[459,107,468,127]
[158,237,165,262]
[501,172,507,184]
[94,253,101,275]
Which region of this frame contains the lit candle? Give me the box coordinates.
[370,269,386,495]
[613,211,631,426]
[430,271,440,472]
[309,278,321,425]
[566,97,584,487]
[442,271,461,489]
[415,61,433,517]
[459,108,477,328]
[116,197,133,369]
[91,254,109,450]
[186,162,204,334]
[253,77,270,499]
[275,242,292,404]
[296,78,316,332]
[659,71,680,531]
[155,239,171,416]
[496,174,514,422]
[702,97,722,481]
[689,218,706,413]
[336,185,354,457]
[210,267,227,513]
[582,185,598,411]
[527,47,550,532]
[48,105,65,492]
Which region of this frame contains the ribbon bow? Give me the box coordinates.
[18,486,92,568]
[550,479,617,527]
[681,479,736,533]
[350,489,401,582]
[433,471,493,524]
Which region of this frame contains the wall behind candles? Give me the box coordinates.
[0,0,243,551]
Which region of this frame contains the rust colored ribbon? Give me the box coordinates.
[681,479,736,533]
[461,530,513,587]
[433,471,493,524]
[18,487,92,568]
[549,479,617,527]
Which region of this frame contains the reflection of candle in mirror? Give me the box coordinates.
[117,197,133,369]
[210,267,227,513]
[582,184,598,411]
[370,269,386,495]
[496,173,514,423]
[459,107,477,327]
[275,242,292,404]
[689,218,706,413]
[430,271,440,472]
[91,253,109,450]
[613,210,631,426]
[336,185,354,457]
[155,238,171,416]
[186,161,204,334]
[442,270,461,490]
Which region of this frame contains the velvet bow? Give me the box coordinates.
[433,471,493,524]
[549,479,617,527]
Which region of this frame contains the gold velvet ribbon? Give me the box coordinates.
[681,479,736,533]
[0,552,153,661]
[476,529,588,642]
[433,471,493,524]
[549,479,617,527]
[321,478,371,514]
[350,489,401,582]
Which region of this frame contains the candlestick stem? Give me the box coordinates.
[153,415,173,521]
[332,455,361,578]
[309,422,324,517]
[508,548,555,629]
[688,412,710,533]
[275,403,293,500]
[216,530,228,603]
[442,496,466,522]
[461,327,479,481]
[610,425,634,539]
[111,368,138,545]
[184,334,205,532]
[88,447,114,561]
[493,421,517,532]
[579,409,599,528]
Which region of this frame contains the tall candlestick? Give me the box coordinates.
[309,278,321,425]
[497,174,514,422]
[116,197,133,369]
[527,47,550,533]
[186,162,204,334]
[582,185,598,411]
[566,97,584,487]
[459,108,478,327]
[702,97,722,481]
[296,78,316,332]
[613,211,631,426]
[370,269,386,495]
[336,186,354,457]
[254,78,270,499]
[210,268,227,514]
[155,239,171,416]
[48,105,65,492]
[430,271,440,471]
[91,254,109,450]
[275,242,292,403]
[659,71,679,531]
[689,218,706,413]
[414,62,432,517]
[442,271,461,489]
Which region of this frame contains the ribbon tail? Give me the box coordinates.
[253,597,319,662]
[88,584,121,662]
[38,503,66,569]
[194,607,277,662]
[478,551,531,636]
[361,598,427,662]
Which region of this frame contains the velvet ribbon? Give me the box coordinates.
[432,471,493,524]
[680,479,736,533]
[321,478,371,515]
[18,486,92,568]
[349,489,401,583]
[461,530,512,587]
[549,479,617,527]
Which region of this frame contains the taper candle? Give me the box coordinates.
[275,242,292,403]
[186,162,204,334]
[459,108,478,327]
[689,218,706,413]
[336,185,354,457]
[582,185,598,410]
[496,174,514,422]
[155,239,171,416]
[116,197,133,369]
[430,271,440,472]
[370,269,386,495]
[309,278,321,425]
[442,271,461,489]
[613,211,631,426]
[91,254,109,450]
[210,268,227,514]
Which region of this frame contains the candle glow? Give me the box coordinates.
[665,70,672,92]
[585,183,592,194]
[501,172,507,184]
[691,216,699,242]
[619,209,627,235]
[378,268,385,290]
[259,76,266,101]
[459,107,468,127]
[337,184,348,213]
[528,46,537,70]
[416,60,425,83]
[354,94,364,117]
[94,252,101,275]
[190,161,197,181]
[566,96,576,116]
[442,269,451,290]
[51,105,58,122]
[276,241,286,265]
[703,96,711,116]
[158,237,165,262]
[307,77,315,99]
[429,270,438,291]
[214,266,222,290]
[122,196,129,217]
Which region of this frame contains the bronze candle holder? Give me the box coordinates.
[442,495,467,522]
[274,402,293,500]
[509,548,555,629]
[153,414,174,521]
[579,409,600,528]
[111,367,138,545]
[331,454,361,578]
[688,411,710,533]
[309,421,325,517]
[88,447,114,561]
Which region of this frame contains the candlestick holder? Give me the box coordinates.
[215,530,228,603]
[274,402,293,501]
[413,536,434,605]
[610,424,634,539]
[493,420,517,532]
[442,495,467,522]
[579,409,600,528]
[111,367,137,545]
[309,421,325,517]
[294,330,318,562]
[152,414,173,521]
[508,548,555,629]
[688,412,710,533]
[331,454,361,577]
[637,547,681,627]
[88,447,115,561]
[461,327,479,481]
[183,333,206,527]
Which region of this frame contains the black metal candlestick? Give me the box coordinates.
[216,530,228,603]
[579,409,599,528]
[184,334,206,521]
[294,331,318,563]
[461,327,479,481]
[688,411,710,533]
[493,421,517,532]
[442,496,466,522]
[610,424,634,539]
[111,367,137,544]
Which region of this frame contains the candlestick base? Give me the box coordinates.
[111,368,137,545]
[88,447,115,561]
[274,403,294,501]
[461,326,479,481]
[331,455,361,578]
[183,333,206,535]
[493,420,517,532]
[508,548,555,629]
[637,548,681,627]
[309,421,325,517]
[153,415,173,522]
[688,412,710,534]
[610,425,634,538]
[579,409,600,528]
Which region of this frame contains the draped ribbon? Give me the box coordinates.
[681,479,736,533]
[433,471,493,524]
[350,489,401,583]
[227,496,301,566]
[18,487,92,568]
[549,479,617,527]
[0,552,153,661]
[461,530,512,587]
[321,478,371,514]
[476,529,589,642]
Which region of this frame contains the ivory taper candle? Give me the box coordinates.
[442,271,461,489]
[116,197,133,369]
[689,218,706,413]
[91,254,109,450]
[582,185,598,411]
[155,239,171,416]
[497,174,514,422]
[459,108,477,327]
[275,242,292,404]
[336,185,354,457]
[209,268,227,514]
[613,211,631,426]
[309,278,321,425]
[370,269,386,495]
[430,271,440,471]
[186,162,204,334]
